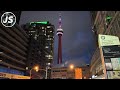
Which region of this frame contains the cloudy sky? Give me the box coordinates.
[19,11,96,67]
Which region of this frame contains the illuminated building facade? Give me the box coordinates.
[51,67,75,79]
[23,21,54,79]
[51,65,90,79]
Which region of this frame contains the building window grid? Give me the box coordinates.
[110,18,119,36]
[117,13,120,33]
[107,12,115,25]
[116,17,120,30]
[113,20,118,35]
[107,12,114,21]
[97,12,106,34]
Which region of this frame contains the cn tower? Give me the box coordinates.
[57,13,63,64]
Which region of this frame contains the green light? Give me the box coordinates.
[30,21,48,25]
[106,16,112,20]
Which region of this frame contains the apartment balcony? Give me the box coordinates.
[0,52,25,65]
[0,44,26,61]
[14,24,29,42]
[0,28,27,51]
[0,61,25,71]
[0,24,28,47]
[0,36,27,56]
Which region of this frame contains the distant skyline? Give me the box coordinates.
[19,11,96,67]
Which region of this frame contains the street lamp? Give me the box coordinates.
[69,64,74,70]
[39,67,48,79]
[30,65,39,79]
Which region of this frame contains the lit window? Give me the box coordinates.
[50,31,52,32]
[30,31,35,32]
[48,35,50,37]
[42,27,44,29]
[47,26,51,28]
[45,46,49,48]
[47,38,52,40]
[45,55,49,57]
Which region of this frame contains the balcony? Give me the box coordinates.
[0,28,27,51]
[0,52,25,65]
[0,44,26,60]
[0,61,25,71]
[0,24,28,47]
[0,36,27,56]
[14,24,29,41]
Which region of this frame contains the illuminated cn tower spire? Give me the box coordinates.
[57,13,63,64]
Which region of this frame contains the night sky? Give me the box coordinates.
[19,11,96,67]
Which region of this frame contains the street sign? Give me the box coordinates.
[98,34,120,47]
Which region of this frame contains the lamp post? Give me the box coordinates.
[29,65,50,79]
[29,66,39,79]
[39,67,48,79]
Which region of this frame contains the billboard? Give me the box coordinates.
[98,34,120,47]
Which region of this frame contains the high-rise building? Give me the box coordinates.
[57,13,63,64]
[23,21,54,79]
[0,17,29,76]
[90,11,120,79]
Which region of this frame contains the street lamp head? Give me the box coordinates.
[26,67,28,70]
[34,66,39,72]
[36,69,39,72]
[69,64,74,69]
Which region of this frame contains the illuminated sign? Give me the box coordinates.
[98,34,120,47]
[30,21,48,25]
